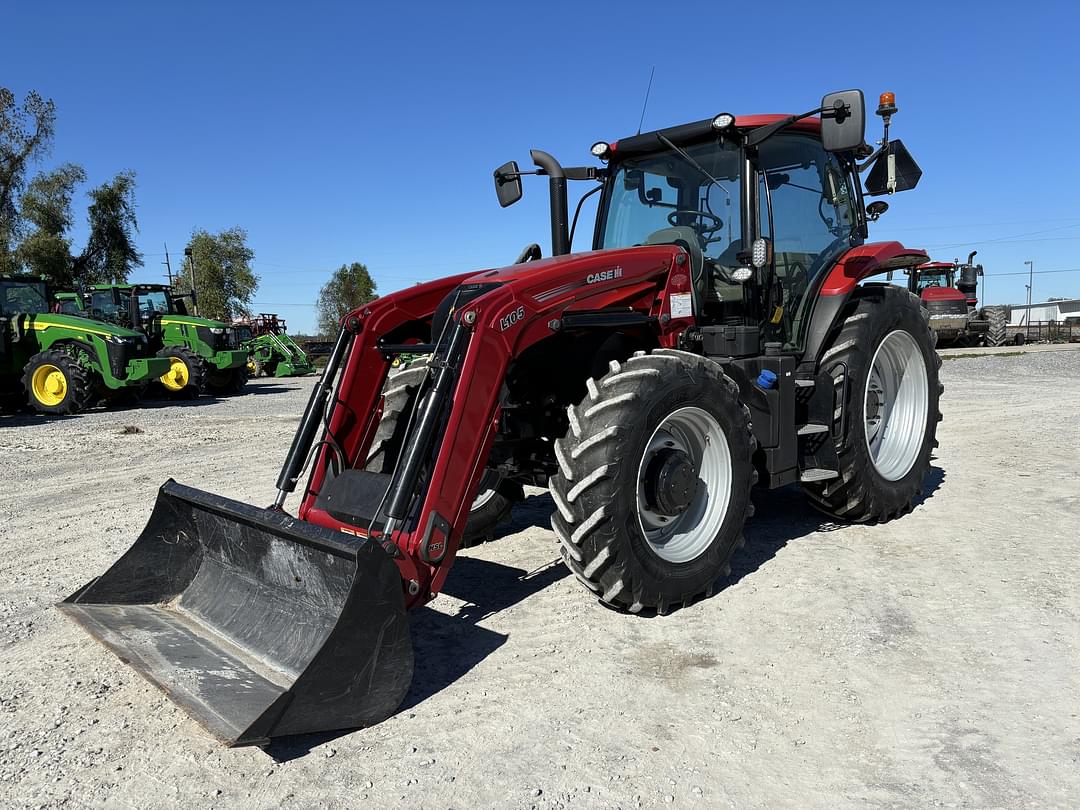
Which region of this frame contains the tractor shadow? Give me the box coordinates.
[265,466,945,759]
[264,554,567,762]
[732,463,946,585]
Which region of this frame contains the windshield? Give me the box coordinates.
[0,281,49,316]
[234,325,253,342]
[600,138,742,264]
[137,289,171,318]
[89,290,130,325]
[916,270,952,291]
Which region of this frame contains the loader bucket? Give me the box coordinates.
[57,480,413,747]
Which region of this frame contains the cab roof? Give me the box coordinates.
[610,114,822,160]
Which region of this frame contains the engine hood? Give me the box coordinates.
[26,313,145,338]
[457,246,676,289]
[156,314,231,330]
[920,286,966,303]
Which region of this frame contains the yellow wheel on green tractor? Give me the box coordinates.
[31,363,68,407]
[160,357,191,391]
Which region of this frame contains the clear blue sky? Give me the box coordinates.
[3,0,1077,332]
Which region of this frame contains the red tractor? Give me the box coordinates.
[61,90,941,746]
[907,251,1011,346]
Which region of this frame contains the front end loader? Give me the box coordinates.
[235,313,316,377]
[61,90,941,746]
[1,275,171,414]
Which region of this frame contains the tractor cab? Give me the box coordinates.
[496,90,924,358]
[0,275,51,317]
[87,284,186,329]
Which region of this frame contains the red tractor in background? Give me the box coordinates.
[907,251,1013,346]
[61,89,942,747]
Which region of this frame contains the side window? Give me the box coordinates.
[758,134,857,350]
[601,169,677,249]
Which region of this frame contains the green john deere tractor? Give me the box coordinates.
[86,283,249,397]
[233,313,315,377]
[0,275,171,414]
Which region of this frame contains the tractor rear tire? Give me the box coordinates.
[206,366,249,396]
[984,305,1008,347]
[155,347,207,398]
[365,360,520,543]
[550,350,756,614]
[802,286,941,523]
[22,348,94,415]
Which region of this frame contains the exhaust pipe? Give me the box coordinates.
[966,250,977,266]
[530,150,570,256]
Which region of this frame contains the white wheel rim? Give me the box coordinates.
[636,406,732,564]
[471,470,500,510]
[864,329,929,481]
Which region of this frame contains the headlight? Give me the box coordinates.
[209,327,226,334]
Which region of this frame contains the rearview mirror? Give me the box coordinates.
[866,200,889,221]
[493,161,522,208]
[864,140,923,196]
[820,89,865,152]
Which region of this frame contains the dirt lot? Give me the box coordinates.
[1,352,1078,809]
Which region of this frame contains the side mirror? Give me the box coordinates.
[864,139,923,196]
[866,200,889,221]
[493,161,522,208]
[820,89,865,152]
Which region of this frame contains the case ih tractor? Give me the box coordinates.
[0,274,170,414]
[61,90,942,746]
[85,283,249,396]
[907,251,1011,346]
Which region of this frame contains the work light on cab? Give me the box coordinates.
[711,113,735,131]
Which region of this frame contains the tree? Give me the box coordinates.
[316,262,377,336]
[15,163,86,286]
[72,171,142,284]
[0,88,56,274]
[176,227,258,321]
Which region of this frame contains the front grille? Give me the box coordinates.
[105,341,133,378]
[925,299,968,316]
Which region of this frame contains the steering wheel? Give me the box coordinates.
[668,209,723,238]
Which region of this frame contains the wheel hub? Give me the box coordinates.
[643,448,698,516]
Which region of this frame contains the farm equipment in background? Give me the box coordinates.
[907,252,1012,346]
[233,313,316,377]
[61,89,942,746]
[0,274,170,413]
[85,283,249,396]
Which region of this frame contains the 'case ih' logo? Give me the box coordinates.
[586,266,623,284]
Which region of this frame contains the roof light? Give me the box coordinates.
[711,113,735,131]
[590,141,611,160]
[876,91,897,117]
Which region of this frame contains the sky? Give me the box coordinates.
[3,0,1078,333]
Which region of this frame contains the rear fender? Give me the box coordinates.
[802,242,928,370]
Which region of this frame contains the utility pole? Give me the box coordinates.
[185,246,199,316]
[162,243,174,287]
[1024,260,1034,330]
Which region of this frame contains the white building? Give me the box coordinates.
[1008,298,1080,326]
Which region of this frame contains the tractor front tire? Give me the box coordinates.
[206,366,249,396]
[155,347,207,398]
[802,286,941,523]
[365,360,521,543]
[984,305,1008,347]
[550,350,756,614]
[23,349,94,415]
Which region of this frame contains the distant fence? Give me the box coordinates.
[1007,320,1080,343]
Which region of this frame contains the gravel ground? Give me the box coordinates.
[1,352,1078,809]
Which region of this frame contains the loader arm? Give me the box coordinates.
[299,246,691,606]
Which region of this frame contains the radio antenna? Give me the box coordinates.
[636,66,656,134]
